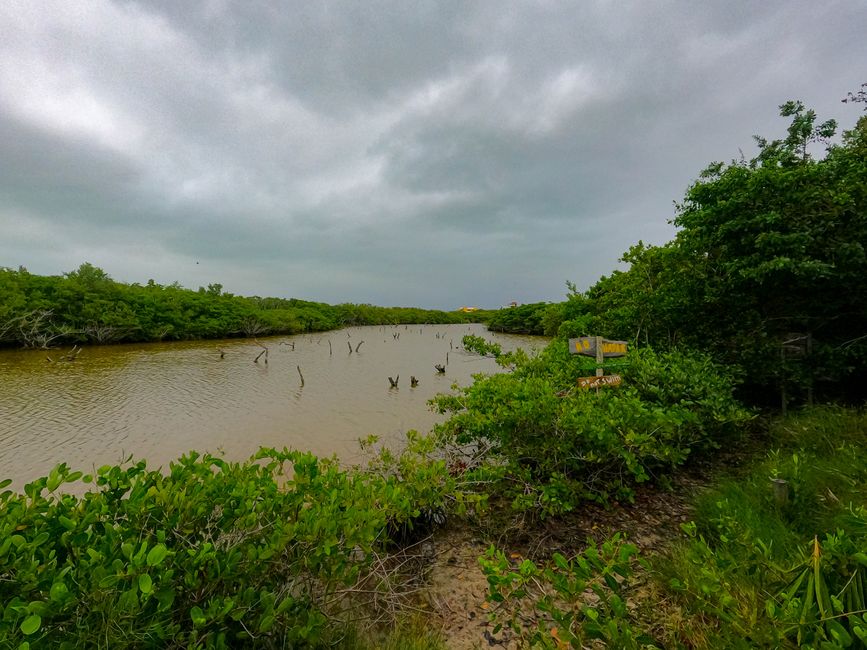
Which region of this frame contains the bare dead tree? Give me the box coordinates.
[9,310,79,349]
[153,326,171,341]
[434,364,446,374]
[388,375,399,388]
[241,317,270,338]
[83,322,131,344]
[410,376,419,387]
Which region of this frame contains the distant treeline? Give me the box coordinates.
[490,102,867,403]
[0,264,475,348]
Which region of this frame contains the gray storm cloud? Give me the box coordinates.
[0,0,864,308]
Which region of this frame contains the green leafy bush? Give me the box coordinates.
[479,534,656,648]
[433,341,751,514]
[0,434,474,647]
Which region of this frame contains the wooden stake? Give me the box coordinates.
[595,335,604,377]
[771,478,789,506]
[296,365,304,386]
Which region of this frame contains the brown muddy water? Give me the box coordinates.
[0,324,544,488]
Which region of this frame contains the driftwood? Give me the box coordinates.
[388,375,399,388]
[435,364,446,374]
[253,339,269,364]
[347,341,353,354]
[60,345,82,362]
[410,376,419,387]
[297,365,305,387]
[328,340,332,356]
[355,341,364,352]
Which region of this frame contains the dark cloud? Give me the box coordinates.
[1,0,865,308]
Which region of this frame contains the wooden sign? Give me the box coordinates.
[577,374,622,389]
[569,337,628,358]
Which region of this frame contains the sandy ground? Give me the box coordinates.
[418,474,703,649]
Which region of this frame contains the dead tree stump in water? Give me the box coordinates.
[435,364,446,374]
[388,375,399,388]
[253,339,269,364]
[410,376,419,387]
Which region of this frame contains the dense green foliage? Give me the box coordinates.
[0,264,472,348]
[0,434,477,648]
[485,302,551,335]
[480,534,653,648]
[433,335,751,515]
[494,105,867,403]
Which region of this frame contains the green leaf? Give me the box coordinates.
[138,574,153,595]
[49,582,69,603]
[826,619,852,647]
[258,614,275,633]
[20,614,41,636]
[58,516,76,531]
[146,544,168,567]
[190,606,206,627]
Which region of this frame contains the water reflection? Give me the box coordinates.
[0,324,544,487]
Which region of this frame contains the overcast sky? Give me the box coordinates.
[1,1,864,309]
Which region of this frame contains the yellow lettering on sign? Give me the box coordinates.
[582,340,591,350]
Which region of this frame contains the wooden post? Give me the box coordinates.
[771,478,789,506]
[780,343,787,417]
[595,335,604,377]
